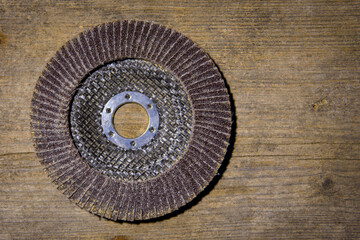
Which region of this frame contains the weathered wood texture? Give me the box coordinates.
[1,0,360,239]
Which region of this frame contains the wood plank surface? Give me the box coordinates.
[1,0,360,239]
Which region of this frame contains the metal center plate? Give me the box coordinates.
[101,91,159,149]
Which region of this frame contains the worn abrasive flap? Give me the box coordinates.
[31,20,232,221]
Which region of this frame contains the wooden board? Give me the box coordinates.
[1,0,359,239]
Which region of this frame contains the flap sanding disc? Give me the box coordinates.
[31,20,232,221]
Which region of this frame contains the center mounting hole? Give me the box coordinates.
[113,103,149,139]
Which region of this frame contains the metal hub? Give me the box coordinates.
[101,91,159,150]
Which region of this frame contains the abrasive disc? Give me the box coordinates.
[31,20,232,221]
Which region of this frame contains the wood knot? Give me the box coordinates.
[317,177,337,197]
[0,31,6,45]
[322,178,334,190]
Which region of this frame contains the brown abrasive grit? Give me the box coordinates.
[31,20,233,221]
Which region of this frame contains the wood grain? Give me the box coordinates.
[1,0,359,239]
